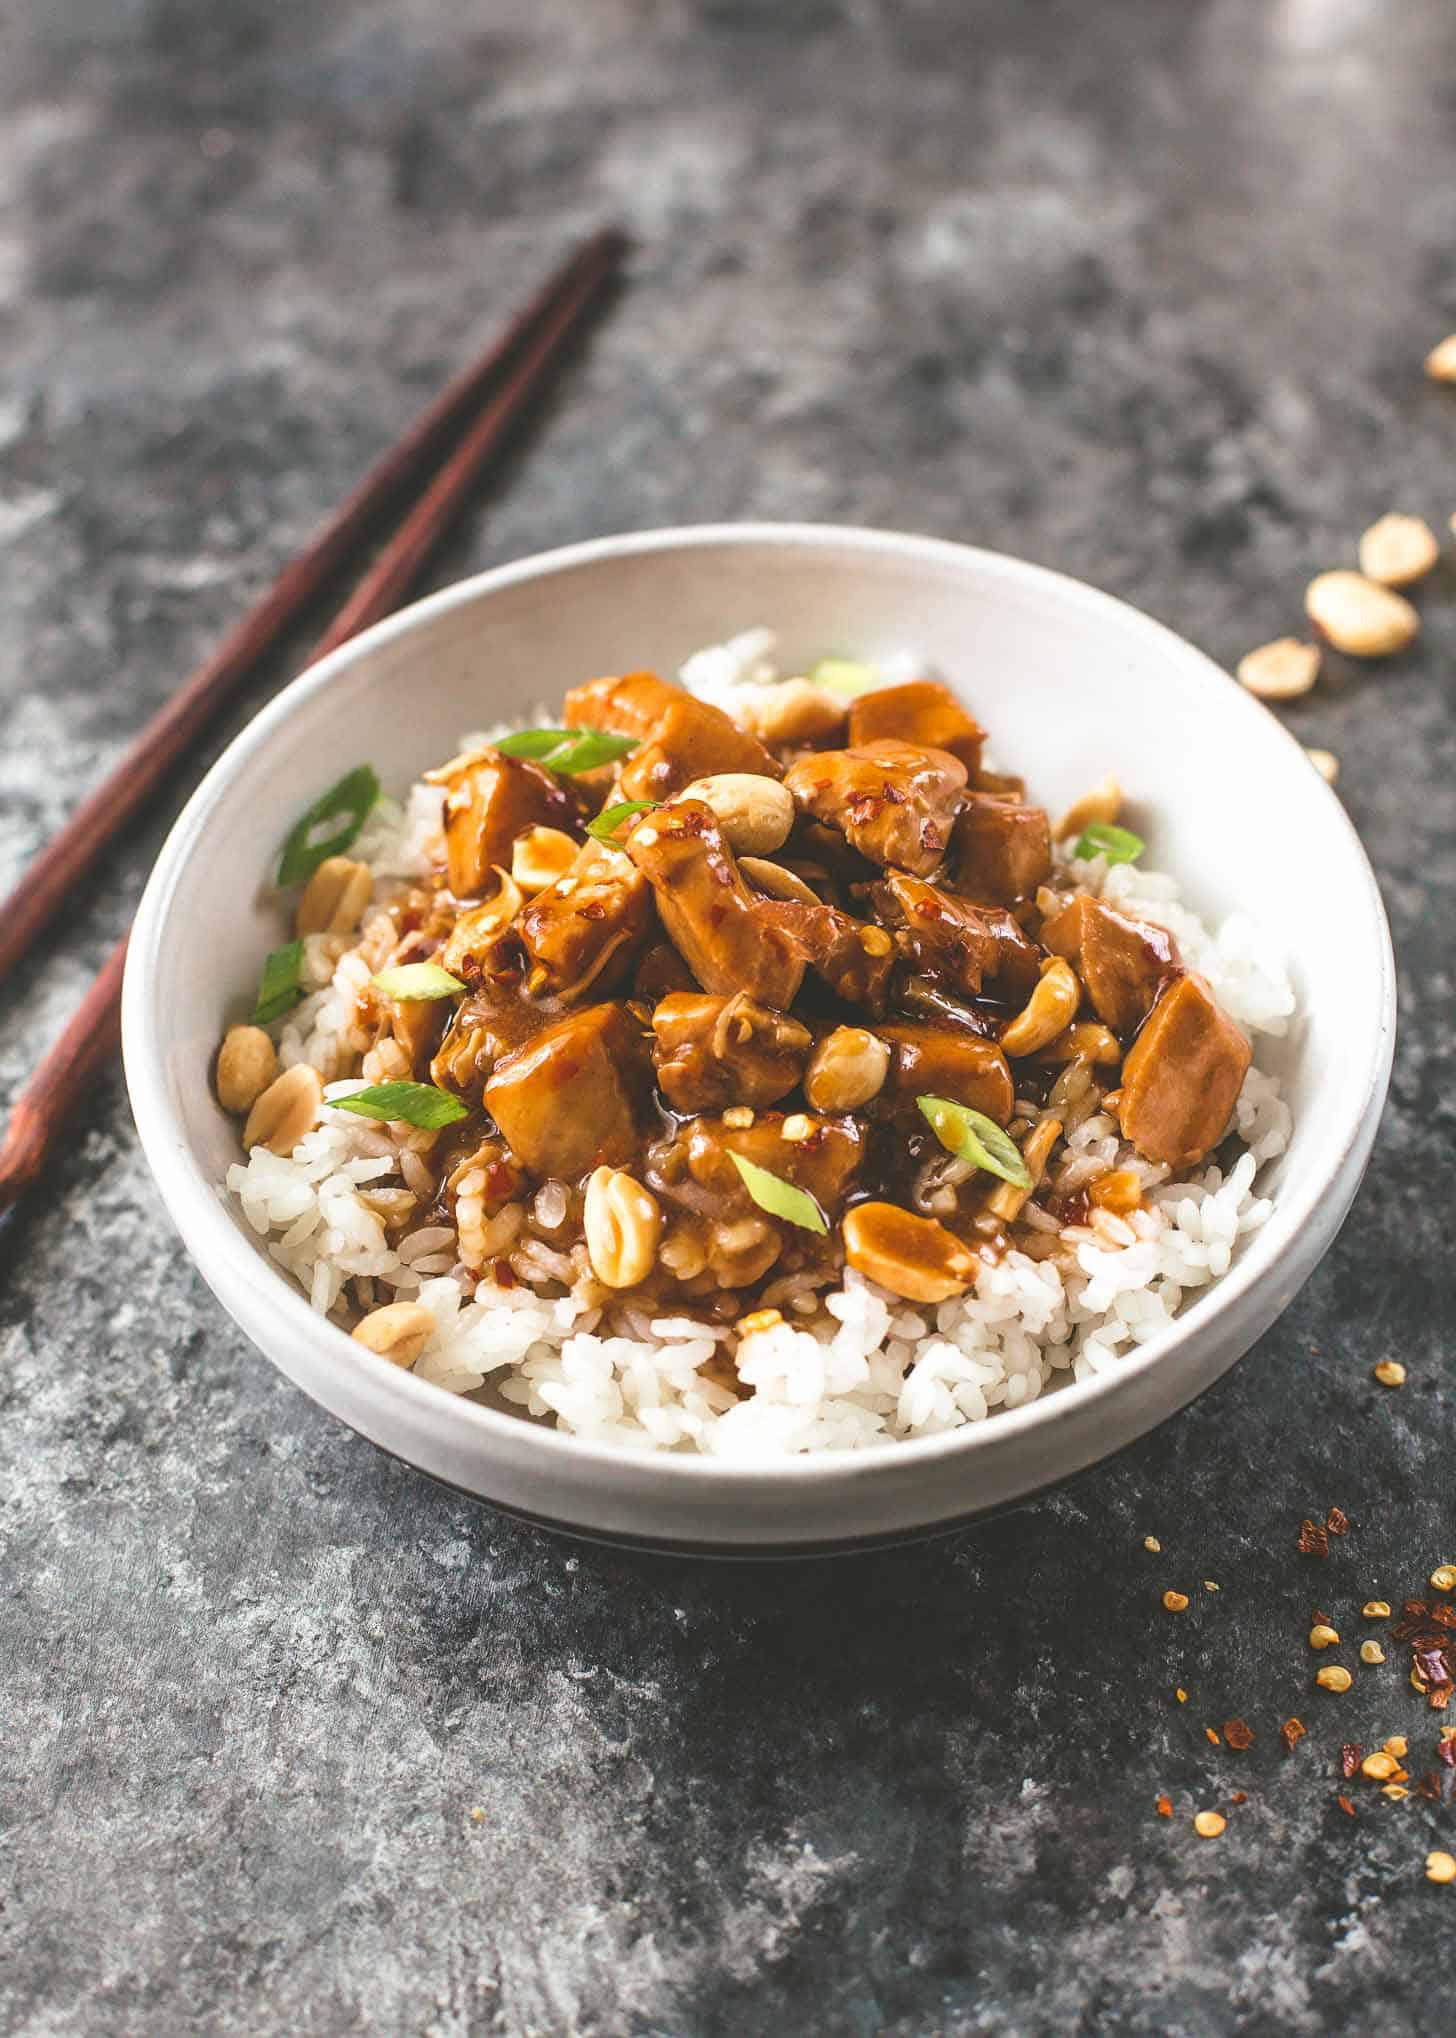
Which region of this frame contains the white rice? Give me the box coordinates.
[224,631,1295,1457]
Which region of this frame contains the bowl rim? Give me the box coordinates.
[123,519,1396,1487]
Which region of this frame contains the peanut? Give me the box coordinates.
[583,1166,662,1288]
[1236,637,1321,700]
[242,1062,323,1154]
[1425,334,1456,382]
[511,825,579,894]
[1358,513,1439,589]
[296,856,372,936]
[352,1300,435,1368]
[804,1027,891,1113]
[735,678,847,750]
[1304,571,1418,658]
[216,1025,278,1115]
[842,1202,977,1303]
[1306,747,1340,785]
[679,773,795,855]
[737,856,822,906]
[1038,1021,1121,1067]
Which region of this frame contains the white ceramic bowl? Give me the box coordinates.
[124,524,1394,1552]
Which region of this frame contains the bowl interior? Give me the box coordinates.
[126,525,1392,1538]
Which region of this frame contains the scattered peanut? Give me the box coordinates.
[804,1027,891,1113]
[1316,1665,1353,1693]
[1306,747,1340,786]
[583,1166,662,1288]
[1237,637,1321,700]
[735,677,846,750]
[1426,1850,1456,1885]
[1163,1590,1190,1613]
[1055,775,1121,843]
[738,856,822,906]
[1193,1811,1226,1839]
[680,772,795,855]
[999,957,1080,1058]
[1362,1600,1392,1619]
[215,1025,278,1115]
[1426,334,1456,381]
[1360,1641,1386,1665]
[1358,512,1440,588]
[511,825,579,894]
[352,1300,435,1368]
[296,855,372,936]
[842,1202,976,1303]
[1304,571,1418,658]
[1373,1359,1406,1388]
[242,1062,324,1154]
[1309,1624,1341,1650]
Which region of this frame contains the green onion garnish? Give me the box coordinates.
[807,658,882,698]
[329,1081,469,1130]
[252,939,306,1025]
[495,727,638,775]
[917,1095,1032,1190]
[369,962,466,1001]
[1073,821,1144,866]
[277,765,381,885]
[728,1151,828,1235]
[587,798,658,841]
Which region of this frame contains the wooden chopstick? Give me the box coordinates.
[0,225,626,989]
[0,229,626,1213]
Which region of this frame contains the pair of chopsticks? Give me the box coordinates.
[0,226,628,1214]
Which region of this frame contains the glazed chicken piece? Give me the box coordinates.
[757,900,896,1013]
[433,750,578,900]
[647,1113,864,1226]
[848,680,986,775]
[516,839,654,1002]
[872,873,1041,1002]
[1039,894,1179,1038]
[563,670,780,802]
[432,985,558,1104]
[562,670,684,740]
[652,992,811,1113]
[484,1001,655,1177]
[1116,974,1251,1168]
[784,740,968,878]
[624,801,805,1008]
[946,792,1052,905]
[874,1022,1015,1125]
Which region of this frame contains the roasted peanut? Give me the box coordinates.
[842,1202,977,1303]
[1055,775,1121,843]
[1358,513,1439,589]
[583,1166,662,1288]
[999,957,1080,1057]
[1304,571,1418,658]
[804,1027,891,1113]
[679,773,795,855]
[296,856,372,936]
[352,1300,435,1368]
[242,1062,323,1154]
[1038,1020,1121,1067]
[738,856,822,906]
[216,1025,278,1115]
[511,825,578,894]
[985,1116,1062,1224]
[1306,747,1340,785]
[1425,334,1456,382]
[1237,638,1321,700]
[735,678,846,750]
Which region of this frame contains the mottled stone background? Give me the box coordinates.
[2,2,1454,2032]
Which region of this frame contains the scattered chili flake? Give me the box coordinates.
[1384,1735,1409,1759]
[1340,1744,1363,1780]
[1143,1535,1161,1553]
[1416,1648,1453,1687]
[1337,1795,1357,1817]
[1382,1784,1410,1801]
[1360,1641,1386,1665]
[1430,1565,1456,1594]
[491,1258,517,1289]
[1317,1665,1353,1692]
[1224,1718,1255,1750]
[1204,1580,1220,1593]
[1193,1810,1226,1838]
[1298,1519,1330,1558]
[1175,1688,1188,1705]
[1438,1730,1456,1768]
[1417,1771,1444,1802]
[1430,1686,1452,1711]
[1312,1608,1334,1628]
[1280,1717,1307,1753]
[1432,1603,1456,1630]
[1361,1751,1398,1781]
[1206,1727,1221,1746]
[1230,1790,1248,1805]
[1327,1506,1349,1536]
[1363,1600,1393,1619]
[1163,1590,1190,1613]
[1156,1793,1173,1817]
[1372,1359,1406,1388]
[1426,1849,1456,1885]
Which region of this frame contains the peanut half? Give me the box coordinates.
[1304,572,1418,658]
[679,773,795,855]
[1358,513,1439,589]
[1237,638,1321,701]
[242,1062,324,1154]
[216,1025,278,1115]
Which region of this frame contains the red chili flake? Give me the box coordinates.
[1280,1717,1307,1753]
[1404,1600,1431,1619]
[1326,1506,1350,1536]
[1298,1519,1330,1558]
[1438,1734,1456,1769]
[1155,1793,1173,1818]
[1430,1686,1453,1711]
[492,1257,517,1289]
[1431,1603,1456,1631]
[1223,1718,1255,1751]
[1417,1771,1444,1802]
[1311,1608,1334,1628]
[1205,1727,1221,1746]
[484,1162,518,1201]
[1337,1795,1357,1817]
[1340,1744,1363,1780]
[1230,1791,1248,1805]
[1416,1647,1453,1686]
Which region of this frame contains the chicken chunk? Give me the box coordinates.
[874,1023,1015,1125]
[946,793,1051,905]
[561,670,684,740]
[848,680,986,774]
[436,751,578,900]
[617,697,781,803]
[652,992,811,1112]
[872,873,1041,1001]
[624,800,805,1008]
[1117,974,1251,1169]
[756,900,896,1013]
[1039,894,1180,1037]
[647,1113,864,1225]
[432,986,558,1104]
[784,740,967,877]
[516,839,654,1002]
[484,1002,654,1177]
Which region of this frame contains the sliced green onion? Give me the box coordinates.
[277,765,380,886]
[370,961,466,1001]
[252,939,305,1025]
[728,1151,828,1235]
[1073,821,1144,866]
[807,657,882,698]
[495,727,638,775]
[917,1094,1032,1190]
[587,798,658,841]
[329,1081,469,1129]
